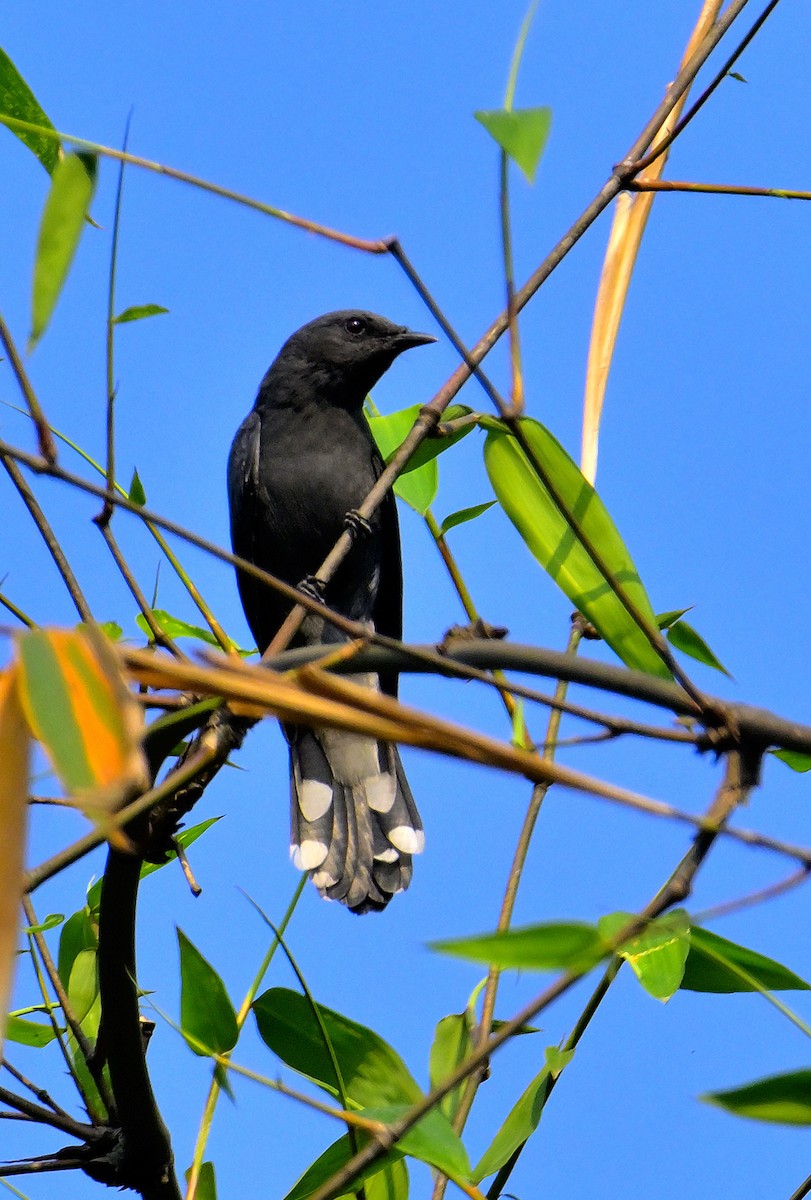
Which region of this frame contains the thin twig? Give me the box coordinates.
[630,0,783,174]
[0,590,35,628]
[630,178,811,201]
[386,240,508,413]
[692,865,811,924]
[0,1159,86,1178]
[788,1170,811,1200]
[0,114,389,254]
[24,742,219,893]
[0,310,56,462]
[0,454,92,621]
[0,1085,95,1141]
[98,523,183,655]
[95,115,132,527]
[0,1061,70,1118]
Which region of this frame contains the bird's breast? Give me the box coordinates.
[255,403,380,569]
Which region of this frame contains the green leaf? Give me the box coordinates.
[484,419,667,677]
[30,152,98,349]
[771,748,811,773]
[656,608,692,630]
[368,404,474,516]
[473,1046,573,1181]
[363,1157,409,1200]
[439,501,496,536]
[369,404,474,472]
[0,49,60,173]
[58,908,96,989]
[728,71,748,83]
[430,921,606,973]
[474,107,552,183]
[184,1161,217,1200]
[5,1015,57,1047]
[99,622,123,642]
[135,608,250,654]
[666,619,730,677]
[282,1135,405,1200]
[490,1019,538,1036]
[369,405,436,514]
[253,987,422,1108]
[429,1013,473,1121]
[113,304,170,325]
[394,465,436,515]
[129,468,147,507]
[177,929,238,1056]
[682,927,810,994]
[68,1001,105,1117]
[362,1105,472,1182]
[702,1069,811,1125]
[21,912,63,934]
[598,910,690,1001]
[67,947,98,1027]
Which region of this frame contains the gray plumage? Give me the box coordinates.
[227,310,434,913]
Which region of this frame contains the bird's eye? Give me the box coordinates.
[345,317,367,336]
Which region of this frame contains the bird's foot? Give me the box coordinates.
[297,574,326,603]
[344,509,373,540]
[438,617,509,652]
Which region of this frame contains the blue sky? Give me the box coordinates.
[3,2,811,1198]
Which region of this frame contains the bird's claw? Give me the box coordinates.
[344,509,373,540]
[438,617,509,652]
[297,574,326,603]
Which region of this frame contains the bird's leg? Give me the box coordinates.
[296,574,327,602]
[344,509,373,540]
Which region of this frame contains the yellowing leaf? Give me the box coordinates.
[581,1,723,481]
[0,665,30,1057]
[17,626,148,814]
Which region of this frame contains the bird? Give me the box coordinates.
[228,310,436,913]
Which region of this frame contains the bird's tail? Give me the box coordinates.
[287,711,423,914]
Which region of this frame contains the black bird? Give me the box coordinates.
[228,311,436,913]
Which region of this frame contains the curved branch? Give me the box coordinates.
[267,640,811,755]
[94,847,181,1199]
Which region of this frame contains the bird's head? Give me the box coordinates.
[264,310,436,408]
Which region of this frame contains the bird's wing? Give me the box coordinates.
[228,408,262,554]
[227,409,265,639]
[372,451,403,699]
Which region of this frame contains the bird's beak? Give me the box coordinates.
[393,328,437,350]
